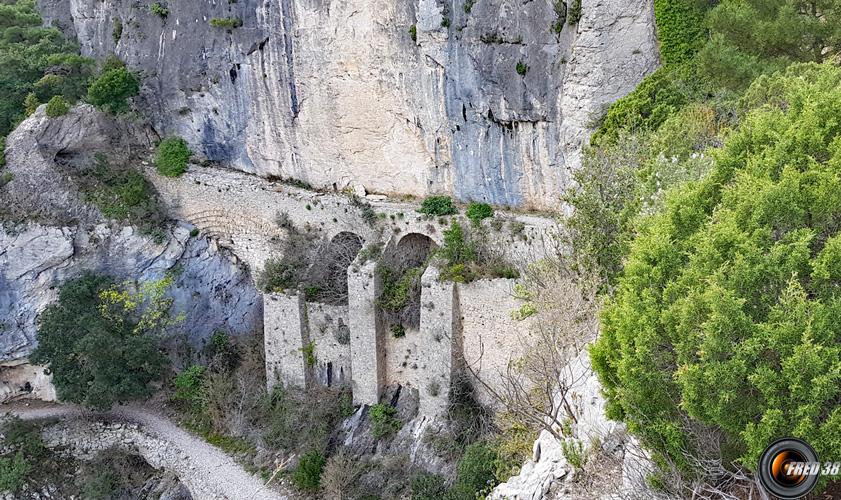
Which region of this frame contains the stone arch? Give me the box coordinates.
[379,232,438,331]
[304,231,363,305]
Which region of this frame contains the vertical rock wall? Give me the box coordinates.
[37,0,658,208]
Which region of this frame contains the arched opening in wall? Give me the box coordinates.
[378,233,437,331]
[303,231,363,305]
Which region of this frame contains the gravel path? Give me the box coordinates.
[2,402,287,500]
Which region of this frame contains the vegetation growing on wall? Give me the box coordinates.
[78,154,169,241]
[418,195,457,216]
[44,95,69,117]
[209,17,243,29]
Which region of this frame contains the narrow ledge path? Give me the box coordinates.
[2,402,287,500]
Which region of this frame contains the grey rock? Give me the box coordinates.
[36,0,658,208]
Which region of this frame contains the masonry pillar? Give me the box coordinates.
[263,292,309,391]
[418,265,458,417]
[348,259,384,406]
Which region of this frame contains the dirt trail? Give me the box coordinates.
[2,402,287,500]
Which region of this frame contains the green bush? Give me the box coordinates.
[418,195,457,216]
[173,365,206,410]
[150,2,168,18]
[30,273,168,410]
[377,266,422,311]
[652,0,708,65]
[369,403,402,438]
[112,18,123,43]
[465,202,493,226]
[455,442,498,494]
[79,154,168,239]
[515,61,529,76]
[440,220,476,266]
[390,324,405,338]
[87,66,140,114]
[409,24,417,42]
[411,471,448,499]
[263,386,351,453]
[45,95,69,117]
[551,0,566,34]
[302,341,316,367]
[292,450,326,491]
[154,136,191,177]
[257,257,300,292]
[567,0,581,24]
[24,92,39,116]
[0,453,29,493]
[209,17,243,29]
[591,63,841,475]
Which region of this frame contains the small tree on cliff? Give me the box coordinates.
[31,272,175,410]
[86,66,139,114]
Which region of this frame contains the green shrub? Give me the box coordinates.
[440,220,476,266]
[154,136,191,177]
[560,439,586,469]
[456,442,498,494]
[441,16,450,28]
[591,63,841,475]
[45,95,69,117]
[390,324,405,338]
[369,403,402,438]
[263,386,351,453]
[87,66,140,114]
[551,0,566,34]
[0,171,12,188]
[209,17,243,29]
[2,418,46,460]
[24,92,39,116]
[150,2,168,18]
[173,365,206,410]
[418,195,457,216]
[465,202,493,226]
[515,61,529,76]
[302,341,316,367]
[79,154,168,239]
[652,0,708,65]
[112,18,123,43]
[30,273,169,410]
[567,0,581,24]
[189,227,200,237]
[257,257,300,292]
[377,266,422,311]
[411,471,448,500]
[409,24,417,42]
[0,453,29,493]
[463,0,474,13]
[292,450,326,491]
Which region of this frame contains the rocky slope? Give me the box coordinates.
[0,106,262,400]
[36,0,658,208]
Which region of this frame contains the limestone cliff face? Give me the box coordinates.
[38,0,658,208]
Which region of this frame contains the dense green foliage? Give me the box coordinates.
[0,0,92,149]
[591,64,841,474]
[149,2,168,18]
[455,442,498,494]
[31,273,169,409]
[292,450,326,491]
[44,94,69,116]
[369,403,402,438]
[78,154,168,241]
[465,202,493,226]
[87,66,139,114]
[652,0,708,65]
[378,265,422,311]
[257,257,300,293]
[209,17,243,29]
[418,195,457,216]
[154,136,191,177]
